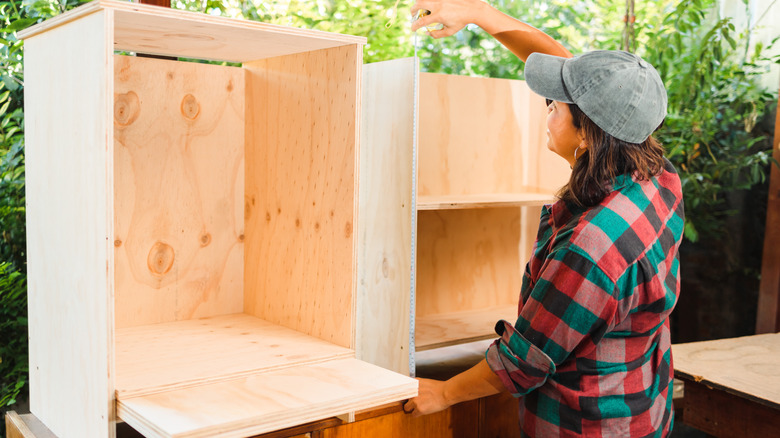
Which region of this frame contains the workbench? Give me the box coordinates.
[672,333,780,437]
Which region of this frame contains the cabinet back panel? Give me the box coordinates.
[416,208,529,317]
[114,55,245,328]
[243,45,360,349]
[418,73,567,197]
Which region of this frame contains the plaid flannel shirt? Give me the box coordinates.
[486,159,684,437]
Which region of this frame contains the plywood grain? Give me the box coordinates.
[673,333,780,409]
[417,193,554,210]
[117,358,417,438]
[415,305,517,351]
[416,209,523,317]
[23,10,115,437]
[417,73,567,197]
[115,313,353,398]
[19,0,365,63]
[356,58,417,375]
[113,55,245,328]
[243,45,361,349]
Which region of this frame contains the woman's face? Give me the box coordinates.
[546,100,583,167]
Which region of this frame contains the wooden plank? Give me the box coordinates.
[117,358,417,438]
[417,73,568,197]
[23,10,115,437]
[416,209,523,317]
[113,55,245,328]
[356,58,417,375]
[682,380,780,438]
[115,313,354,398]
[19,1,365,63]
[757,91,780,334]
[417,193,554,210]
[672,333,780,409]
[243,45,362,349]
[319,399,480,438]
[6,412,35,438]
[415,306,517,351]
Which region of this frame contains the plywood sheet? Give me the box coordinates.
[417,73,568,197]
[19,0,365,63]
[23,10,115,437]
[117,358,417,438]
[417,193,554,210]
[356,58,417,375]
[115,313,353,398]
[416,209,523,317]
[113,55,245,328]
[243,45,361,349]
[673,333,780,408]
[415,305,517,351]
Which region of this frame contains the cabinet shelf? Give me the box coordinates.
[415,305,518,352]
[416,193,555,210]
[116,313,417,437]
[115,313,354,398]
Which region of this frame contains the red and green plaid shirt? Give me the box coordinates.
[486,159,684,437]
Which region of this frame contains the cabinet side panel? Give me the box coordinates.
[244,45,360,348]
[416,208,522,317]
[24,11,114,437]
[113,56,245,328]
[355,59,416,374]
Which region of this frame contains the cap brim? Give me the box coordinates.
[525,52,573,104]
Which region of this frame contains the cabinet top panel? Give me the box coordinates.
[19,0,365,63]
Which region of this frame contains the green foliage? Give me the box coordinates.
[636,0,779,241]
[0,262,26,409]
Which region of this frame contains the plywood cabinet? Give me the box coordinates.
[20,1,415,437]
[359,58,570,375]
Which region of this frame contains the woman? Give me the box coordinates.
[404,1,684,437]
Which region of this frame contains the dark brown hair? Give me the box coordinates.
[557,102,666,207]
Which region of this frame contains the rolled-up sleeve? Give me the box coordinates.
[486,320,556,396]
[486,246,618,397]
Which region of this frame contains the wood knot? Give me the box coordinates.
[114,91,140,127]
[344,221,352,238]
[181,94,200,120]
[147,241,175,276]
[226,80,233,92]
[200,233,211,247]
[114,239,122,247]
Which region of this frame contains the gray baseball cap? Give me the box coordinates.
[525,50,667,144]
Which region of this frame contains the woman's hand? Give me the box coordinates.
[410,0,491,38]
[403,378,451,417]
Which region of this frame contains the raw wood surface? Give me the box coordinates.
[23,10,115,437]
[681,380,780,438]
[417,193,555,210]
[415,306,517,351]
[479,391,521,438]
[4,413,57,438]
[417,72,568,197]
[356,58,417,375]
[672,333,780,409]
[757,91,780,333]
[416,209,523,317]
[319,398,480,438]
[113,55,245,329]
[117,358,417,438]
[19,0,365,63]
[243,45,361,349]
[115,313,354,398]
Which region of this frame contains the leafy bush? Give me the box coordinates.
[0,262,26,409]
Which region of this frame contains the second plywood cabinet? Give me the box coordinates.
[359,58,570,376]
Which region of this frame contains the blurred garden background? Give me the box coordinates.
[1,0,778,434]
